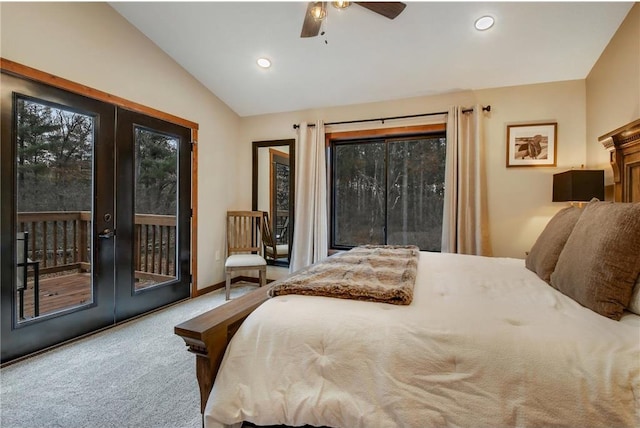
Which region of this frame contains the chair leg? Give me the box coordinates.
[225,270,231,300]
[259,266,266,288]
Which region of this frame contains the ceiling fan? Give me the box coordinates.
[301,1,407,38]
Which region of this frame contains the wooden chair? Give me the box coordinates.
[262,212,289,261]
[225,211,266,300]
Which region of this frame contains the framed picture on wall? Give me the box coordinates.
[506,122,557,167]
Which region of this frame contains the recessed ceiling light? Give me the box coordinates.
[474,15,494,31]
[257,57,272,69]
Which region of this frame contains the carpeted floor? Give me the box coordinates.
[0,283,258,428]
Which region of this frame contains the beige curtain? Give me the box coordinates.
[290,120,328,272]
[441,105,492,256]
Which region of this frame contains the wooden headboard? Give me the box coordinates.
[599,118,640,202]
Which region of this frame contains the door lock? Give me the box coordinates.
[98,228,115,239]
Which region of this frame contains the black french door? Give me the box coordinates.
[113,108,191,321]
[1,72,191,363]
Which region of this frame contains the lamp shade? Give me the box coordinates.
[552,170,604,202]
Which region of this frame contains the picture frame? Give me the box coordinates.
[506,122,557,167]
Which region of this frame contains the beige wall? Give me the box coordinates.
[586,3,640,186]
[240,80,588,259]
[257,145,290,213]
[238,90,476,209]
[0,2,241,289]
[1,2,634,286]
[476,80,587,257]
[238,6,640,260]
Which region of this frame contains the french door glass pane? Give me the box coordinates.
[333,142,385,246]
[387,138,446,251]
[15,97,94,321]
[133,127,178,290]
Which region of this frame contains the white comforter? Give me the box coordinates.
[205,252,640,428]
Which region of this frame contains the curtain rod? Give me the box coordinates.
[292,105,491,129]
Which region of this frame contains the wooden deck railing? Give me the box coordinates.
[134,214,177,277]
[17,211,177,278]
[17,211,90,275]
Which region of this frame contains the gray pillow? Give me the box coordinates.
[550,201,640,320]
[525,206,583,284]
[627,275,640,316]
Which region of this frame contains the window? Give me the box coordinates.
[330,132,446,251]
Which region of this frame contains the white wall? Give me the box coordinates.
[0,2,241,290]
[240,81,588,259]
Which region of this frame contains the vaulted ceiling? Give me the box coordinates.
[111,2,633,117]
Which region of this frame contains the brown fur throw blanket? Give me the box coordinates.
[268,245,420,305]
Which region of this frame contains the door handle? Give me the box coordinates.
[98,228,115,239]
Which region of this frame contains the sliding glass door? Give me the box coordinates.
[331,135,446,251]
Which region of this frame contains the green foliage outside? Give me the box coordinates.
[16,98,93,212]
[134,128,178,216]
[333,136,446,251]
[16,98,178,216]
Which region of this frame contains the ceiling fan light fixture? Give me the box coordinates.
[310,2,327,21]
[332,1,351,10]
[474,15,495,31]
[256,57,272,69]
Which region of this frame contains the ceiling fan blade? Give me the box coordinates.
[356,2,406,20]
[301,2,323,38]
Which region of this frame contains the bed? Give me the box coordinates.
[175,119,640,428]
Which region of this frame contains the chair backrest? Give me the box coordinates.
[227,211,264,257]
[276,216,289,241]
[263,211,291,261]
[16,232,28,291]
[261,212,277,252]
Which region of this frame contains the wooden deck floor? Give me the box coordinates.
[17,272,169,320]
[18,272,92,319]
